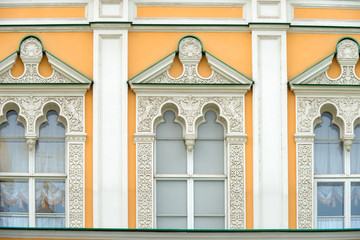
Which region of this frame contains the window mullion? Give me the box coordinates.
[344,180,351,228]
[188,149,194,229]
[28,143,36,227]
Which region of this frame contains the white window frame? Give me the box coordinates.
[0,36,91,228]
[290,37,360,229]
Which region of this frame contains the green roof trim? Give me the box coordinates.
[204,51,253,82]
[0,83,90,85]
[288,51,335,83]
[290,24,360,29]
[19,35,43,50]
[0,226,360,232]
[44,50,93,82]
[127,50,178,83]
[292,84,360,87]
[132,83,250,86]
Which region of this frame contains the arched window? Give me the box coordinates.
[155,110,225,229]
[350,125,360,228]
[0,111,29,227]
[35,111,65,227]
[0,110,65,227]
[314,112,344,229]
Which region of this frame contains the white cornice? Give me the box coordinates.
[0,52,17,75]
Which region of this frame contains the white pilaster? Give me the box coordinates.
[251,26,288,229]
[93,29,128,228]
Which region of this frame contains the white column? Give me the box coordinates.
[252,27,288,229]
[93,28,128,228]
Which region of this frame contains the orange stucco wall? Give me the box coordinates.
[294,8,360,20]
[0,7,85,18]
[128,32,253,228]
[137,6,243,18]
[0,32,93,228]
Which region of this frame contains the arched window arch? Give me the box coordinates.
[155,110,225,229]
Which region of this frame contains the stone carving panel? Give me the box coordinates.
[68,144,85,228]
[297,144,313,229]
[137,143,153,229]
[228,144,245,229]
[137,96,244,134]
[0,96,84,133]
[0,37,73,84]
[297,97,360,134]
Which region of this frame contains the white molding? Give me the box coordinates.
[131,18,248,26]
[129,25,250,33]
[252,30,288,229]
[1,228,360,239]
[93,29,128,228]
[288,0,360,9]
[93,0,129,22]
[0,0,89,7]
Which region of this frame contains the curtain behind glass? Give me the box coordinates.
[317,182,344,229]
[35,111,65,173]
[314,112,343,174]
[0,111,28,172]
[351,125,360,174]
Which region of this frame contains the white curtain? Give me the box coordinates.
[314,112,343,174]
[317,182,344,229]
[350,125,360,174]
[35,111,65,173]
[0,111,28,173]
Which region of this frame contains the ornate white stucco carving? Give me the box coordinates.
[68,144,85,228]
[297,97,360,135]
[0,37,87,84]
[136,143,153,229]
[136,95,246,229]
[137,96,244,134]
[228,144,245,229]
[297,144,313,229]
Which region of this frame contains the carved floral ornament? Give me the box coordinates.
[130,36,252,229]
[290,37,360,229]
[0,36,92,228]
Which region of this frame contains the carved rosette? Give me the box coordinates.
[228,144,245,229]
[136,94,246,229]
[68,144,85,228]
[137,143,153,228]
[0,95,86,228]
[297,144,313,229]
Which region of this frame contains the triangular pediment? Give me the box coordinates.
[289,38,360,89]
[128,36,253,89]
[0,36,92,86]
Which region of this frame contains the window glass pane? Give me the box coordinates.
[156,216,187,229]
[0,216,28,227]
[35,180,65,214]
[194,180,224,215]
[314,112,343,174]
[194,216,225,229]
[194,111,224,174]
[317,217,344,229]
[351,182,360,216]
[36,216,65,227]
[351,125,360,174]
[0,111,28,172]
[0,180,29,213]
[156,111,183,138]
[35,111,65,173]
[156,180,187,215]
[317,182,344,217]
[351,217,360,228]
[156,140,186,174]
[156,111,186,174]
